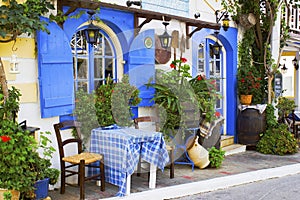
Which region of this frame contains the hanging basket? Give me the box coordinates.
[240,95,253,105]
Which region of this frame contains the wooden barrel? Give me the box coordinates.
[237,108,266,146]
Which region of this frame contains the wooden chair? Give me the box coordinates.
[134,116,174,179]
[53,120,105,200]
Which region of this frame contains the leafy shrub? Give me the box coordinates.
[265,104,277,130]
[276,97,297,123]
[94,78,115,127]
[111,75,141,127]
[208,147,225,168]
[74,89,99,145]
[256,124,298,155]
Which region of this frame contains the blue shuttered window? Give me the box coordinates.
[128,29,155,107]
[37,18,74,118]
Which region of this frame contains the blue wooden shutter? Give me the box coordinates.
[128,29,155,107]
[37,18,74,118]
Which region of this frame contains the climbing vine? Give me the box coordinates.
[222,0,299,103]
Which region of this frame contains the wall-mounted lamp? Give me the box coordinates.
[292,56,299,70]
[194,12,200,19]
[10,54,20,74]
[158,21,172,49]
[281,63,288,74]
[211,31,222,56]
[126,0,142,7]
[83,10,100,45]
[215,10,230,31]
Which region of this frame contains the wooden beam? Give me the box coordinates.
[58,0,220,31]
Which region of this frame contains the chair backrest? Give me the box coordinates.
[53,120,83,160]
[134,116,160,131]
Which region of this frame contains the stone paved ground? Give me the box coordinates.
[48,149,300,200]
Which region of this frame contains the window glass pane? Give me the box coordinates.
[209,60,214,76]
[198,60,204,73]
[216,60,220,75]
[78,82,88,92]
[105,38,113,56]
[197,42,205,74]
[94,34,103,55]
[198,43,204,59]
[71,31,88,55]
[105,59,113,78]
[72,29,116,93]
[216,99,221,109]
[94,58,103,79]
[216,79,221,92]
[77,58,88,79]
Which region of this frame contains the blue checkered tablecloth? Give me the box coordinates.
[89,127,170,196]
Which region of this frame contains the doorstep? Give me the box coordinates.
[223,144,246,156]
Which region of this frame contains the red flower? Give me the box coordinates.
[197,75,202,81]
[210,80,216,84]
[0,135,11,142]
[215,111,221,117]
[180,57,187,63]
[170,63,176,69]
[241,78,245,83]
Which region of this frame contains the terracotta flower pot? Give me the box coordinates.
[0,188,20,200]
[240,94,252,105]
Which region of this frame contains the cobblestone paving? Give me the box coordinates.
[48,150,300,200]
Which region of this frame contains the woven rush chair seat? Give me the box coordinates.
[54,120,105,200]
[63,152,103,164]
[134,116,174,179]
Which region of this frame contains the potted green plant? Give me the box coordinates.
[111,75,141,127]
[235,29,265,105]
[237,66,262,105]
[74,89,99,147]
[74,75,141,145]
[208,146,225,168]
[146,57,198,141]
[189,75,221,123]
[26,131,60,200]
[0,87,37,199]
[94,77,116,127]
[276,96,297,124]
[147,58,222,142]
[0,87,59,200]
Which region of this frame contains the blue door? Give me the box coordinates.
[206,39,223,117]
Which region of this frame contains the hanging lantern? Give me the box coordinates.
[158,22,172,49]
[222,13,230,31]
[84,22,100,44]
[292,56,299,70]
[83,11,100,45]
[281,64,288,74]
[212,42,222,56]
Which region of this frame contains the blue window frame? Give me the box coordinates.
[197,39,223,113]
[71,30,116,93]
